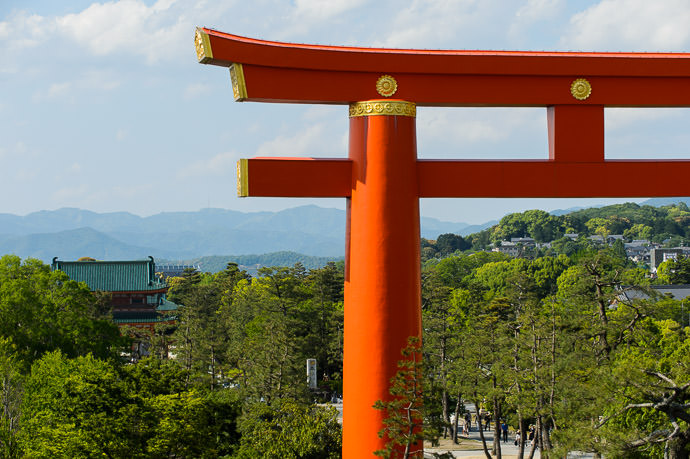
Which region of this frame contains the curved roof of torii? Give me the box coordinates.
[195,27,690,107]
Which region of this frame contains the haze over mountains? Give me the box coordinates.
[3,199,689,266]
[0,205,494,263]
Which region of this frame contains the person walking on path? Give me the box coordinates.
[501,421,509,443]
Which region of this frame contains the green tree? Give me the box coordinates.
[0,340,22,458]
[222,264,319,403]
[301,262,344,395]
[657,257,690,284]
[600,319,690,458]
[435,233,471,256]
[20,352,242,458]
[233,401,341,459]
[0,255,124,371]
[20,351,134,458]
[374,336,427,459]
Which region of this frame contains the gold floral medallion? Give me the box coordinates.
[570,78,592,100]
[376,75,398,97]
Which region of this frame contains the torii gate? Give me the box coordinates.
[194,27,690,458]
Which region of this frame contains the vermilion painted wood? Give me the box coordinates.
[417,160,690,197]
[548,105,604,162]
[238,66,690,106]
[243,158,351,197]
[202,29,690,77]
[202,29,690,106]
[241,158,690,198]
[344,113,422,458]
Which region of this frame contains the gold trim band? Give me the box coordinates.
[194,28,213,63]
[237,159,248,197]
[230,63,248,101]
[349,100,416,118]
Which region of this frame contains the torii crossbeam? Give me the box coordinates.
[195,27,690,458]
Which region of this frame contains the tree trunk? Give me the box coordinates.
[452,393,462,444]
[209,345,216,390]
[665,431,690,459]
[527,416,539,459]
[492,396,502,459]
[540,415,553,452]
[518,418,526,459]
[475,400,492,459]
[441,336,449,438]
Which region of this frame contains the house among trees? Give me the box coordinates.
[649,247,690,274]
[51,256,178,331]
[155,263,201,279]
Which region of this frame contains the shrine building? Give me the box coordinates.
[51,256,178,331]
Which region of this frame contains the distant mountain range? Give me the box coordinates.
[0,206,492,266]
[3,198,685,269]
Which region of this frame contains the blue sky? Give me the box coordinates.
[2,0,690,224]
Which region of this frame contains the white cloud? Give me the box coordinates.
[55,0,189,63]
[48,82,72,98]
[14,141,28,156]
[515,0,564,23]
[301,105,342,122]
[183,83,210,100]
[107,183,155,199]
[416,107,546,158]
[605,108,682,131]
[562,0,690,51]
[15,168,38,181]
[116,129,128,141]
[0,12,54,50]
[51,184,90,202]
[177,151,239,179]
[373,0,519,49]
[1,0,206,66]
[277,0,370,37]
[255,124,337,157]
[508,0,565,42]
[54,163,84,182]
[0,21,8,39]
[81,70,122,91]
[292,0,369,21]
[376,1,474,48]
[31,71,121,102]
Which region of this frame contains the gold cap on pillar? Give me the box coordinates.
[349,100,416,118]
[237,159,249,197]
[194,28,213,63]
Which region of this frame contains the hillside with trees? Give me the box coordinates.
[421,202,690,260]
[2,203,690,457]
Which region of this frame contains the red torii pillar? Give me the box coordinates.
[195,28,690,458]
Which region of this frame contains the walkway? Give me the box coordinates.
[425,424,541,458]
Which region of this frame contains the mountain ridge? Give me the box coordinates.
[0,206,485,263]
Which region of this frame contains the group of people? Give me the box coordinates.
[449,412,539,450]
[449,412,478,437]
[514,425,538,448]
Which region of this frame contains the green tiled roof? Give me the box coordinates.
[52,257,167,292]
[157,298,180,312]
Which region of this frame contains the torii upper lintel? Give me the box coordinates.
[196,27,690,106]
